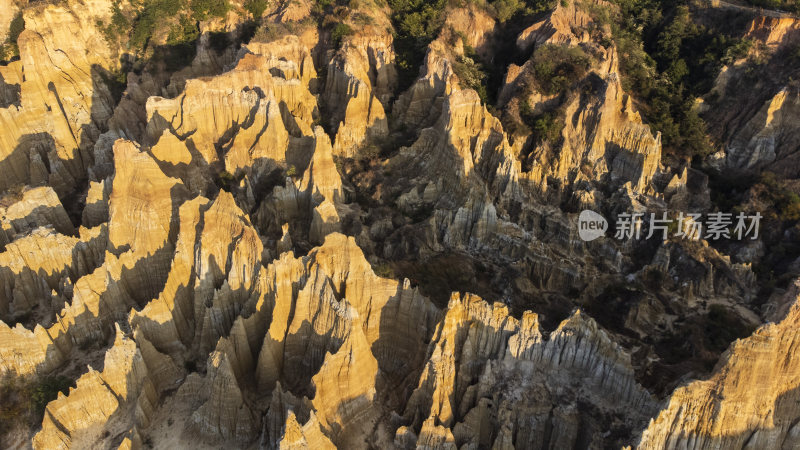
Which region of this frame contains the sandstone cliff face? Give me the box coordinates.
[33,325,180,449]
[0,226,105,326]
[119,230,655,448]
[0,186,75,247]
[0,0,119,195]
[744,14,800,49]
[723,83,800,176]
[637,281,800,449]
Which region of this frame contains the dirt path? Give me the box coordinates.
[704,0,797,19]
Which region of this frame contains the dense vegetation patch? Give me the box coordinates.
[244,0,269,18]
[521,105,564,144]
[388,0,448,90]
[487,0,554,23]
[190,0,230,20]
[590,1,753,158]
[0,374,74,441]
[99,0,232,63]
[130,0,185,49]
[530,44,591,95]
[494,44,584,146]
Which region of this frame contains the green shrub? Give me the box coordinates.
[373,262,395,278]
[491,0,524,23]
[330,23,353,48]
[149,15,200,69]
[356,143,382,161]
[487,0,553,23]
[8,12,24,44]
[30,376,73,418]
[216,170,236,190]
[759,172,800,222]
[166,15,199,46]
[722,38,753,65]
[531,111,564,144]
[782,193,800,222]
[519,100,564,144]
[453,55,489,104]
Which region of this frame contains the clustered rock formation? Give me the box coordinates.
[0,0,798,448]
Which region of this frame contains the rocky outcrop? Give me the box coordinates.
[744,14,800,49]
[405,293,657,449]
[392,39,457,130]
[516,0,595,52]
[190,340,259,442]
[501,42,662,197]
[554,66,662,193]
[144,49,316,170]
[108,140,187,256]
